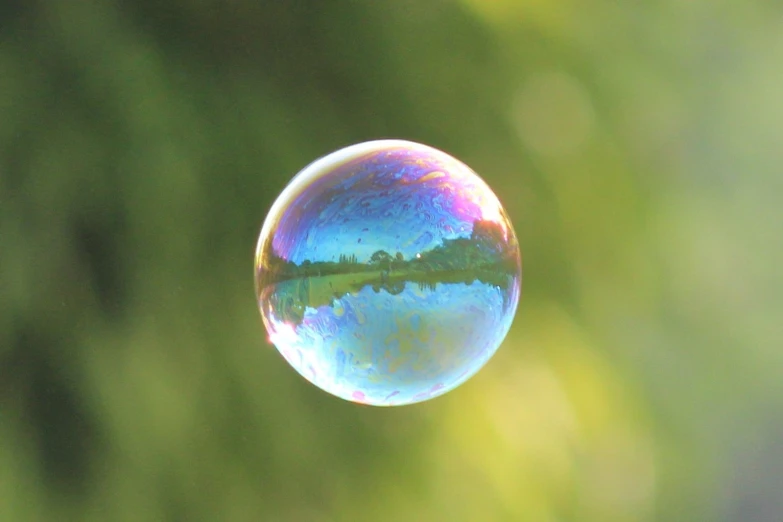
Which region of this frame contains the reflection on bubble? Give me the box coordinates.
[255,140,522,406]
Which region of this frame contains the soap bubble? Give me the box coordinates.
[255,140,522,406]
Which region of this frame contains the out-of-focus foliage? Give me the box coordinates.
[1,1,780,521]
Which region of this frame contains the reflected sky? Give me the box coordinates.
[261,140,511,265]
[266,279,516,406]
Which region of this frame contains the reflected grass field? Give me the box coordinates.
[264,267,516,324]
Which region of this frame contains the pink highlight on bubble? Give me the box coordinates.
[412,390,430,402]
[384,390,400,401]
[352,390,366,402]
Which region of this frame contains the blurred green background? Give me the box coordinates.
[1,1,781,521]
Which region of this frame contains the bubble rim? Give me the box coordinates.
[254,139,523,406]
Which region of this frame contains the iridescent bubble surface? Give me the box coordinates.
[255,140,521,406]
